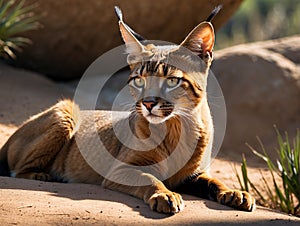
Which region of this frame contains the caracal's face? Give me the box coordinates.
[128,45,205,124]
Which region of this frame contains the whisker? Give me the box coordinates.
[174,110,195,125]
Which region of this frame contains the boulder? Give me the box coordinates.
[258,36,300,65]
[14,0,243,80]
[212,36,300,162]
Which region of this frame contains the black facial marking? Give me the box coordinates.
[140,61,165,75]
[140,64,145,75]
[163,64,169,76]
[149,62,156,74]
[160,101,174,116]
[127,76,135,84]
[181,78,202,98]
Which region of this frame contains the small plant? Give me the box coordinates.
[235,128,300,216]
[0,0,39,59]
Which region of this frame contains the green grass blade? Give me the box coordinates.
[0,0,40,59]
[259,170,275,203]
[2,44,15,58]
[248,175,267,203]
[241,154,249,192]
[6,16,39,36]
[273,176,288,212]
[294,130,300,172]
[232,163,245,190]
[4,0,25,25]
[7,36,31,44]
[0,0,13,20]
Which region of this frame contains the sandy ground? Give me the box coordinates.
[1,176,300,226]
[0,63,299,225]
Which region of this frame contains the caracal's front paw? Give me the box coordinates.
[149,191,184,214]
[217,190,256,211]
[31,172,52,182]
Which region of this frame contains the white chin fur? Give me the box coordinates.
[142,105,166,124]
[145,114,166,124]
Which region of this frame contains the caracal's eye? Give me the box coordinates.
[133,77,145,88]
[166,77,181,88]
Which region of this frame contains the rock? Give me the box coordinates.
[14,0,242,80]
[261,36,300,65]
[212,36,300,162]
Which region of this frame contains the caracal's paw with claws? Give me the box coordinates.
[149,191,184,214]
[217,190,256,211]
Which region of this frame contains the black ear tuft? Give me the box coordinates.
[206,5,222,22]
[114,6,123,21]
[114,6,145,42]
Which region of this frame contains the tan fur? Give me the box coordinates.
[0,8,255,214]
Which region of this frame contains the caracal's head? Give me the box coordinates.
[115,6,218,124]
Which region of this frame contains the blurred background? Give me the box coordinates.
[2,0,299,80]
[216,0,300,49]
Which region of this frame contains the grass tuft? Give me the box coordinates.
[0,0,40,59]
[235,127,300,216]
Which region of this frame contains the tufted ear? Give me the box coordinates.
[180,22,215,60]
[115,6,145,55]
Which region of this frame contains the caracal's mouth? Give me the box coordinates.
[139,101,174,124]
[143,112,173,124]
